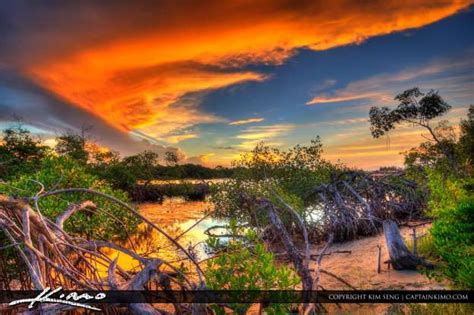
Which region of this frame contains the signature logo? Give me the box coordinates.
[9,287,106,311]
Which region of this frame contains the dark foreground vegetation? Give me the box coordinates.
[0,88,472,314]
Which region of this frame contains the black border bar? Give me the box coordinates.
[1,290,472,304]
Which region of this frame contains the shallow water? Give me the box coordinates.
[100,197,224,273]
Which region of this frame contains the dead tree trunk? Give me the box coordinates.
[382,220,433,270]
[264,200,313,291]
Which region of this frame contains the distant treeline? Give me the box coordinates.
[0,125,236,201]
[131,182,211,202]
[153,163,235,179]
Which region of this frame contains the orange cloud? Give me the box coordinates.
[22,0,472,141]
[30,62,264,135]
[235,124,294,150]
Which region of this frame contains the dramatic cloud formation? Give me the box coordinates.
[2,1,471,140]
[0,0,472,167]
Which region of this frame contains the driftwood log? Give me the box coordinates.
[382,220,433,270]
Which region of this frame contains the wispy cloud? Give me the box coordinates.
[306,53,474,106]
[236,124,294,140]
[229,117,265,125]
[323,107,469,169]
[235,124,294,150]
[307,52,474,170]
[307,93,377,105]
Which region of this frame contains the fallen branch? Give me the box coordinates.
[320,269,357,290]
[30,188,203,274]
[56,201,96,229]
[315,234,334,291]
[0,191,200,313]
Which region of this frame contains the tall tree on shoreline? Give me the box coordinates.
[369,87,456,166]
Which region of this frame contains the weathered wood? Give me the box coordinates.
[304,170,426,243]
[263,200,313,291]
[56,201,96,229]
[31,188,203,274]
[271,189,311,272]
[320,269,356,290]
[376,245,381,274]
[21,207,44,289]
[315,234,334,290]
[0,192,195,313]
[382,220,433,270]
[411,227,417,256]
[342,180,377,231]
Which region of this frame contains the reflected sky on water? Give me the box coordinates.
[98,197,225,276]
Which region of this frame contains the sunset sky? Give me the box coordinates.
[1,1,473,169]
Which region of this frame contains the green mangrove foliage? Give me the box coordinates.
[0,126,49,179]
[205,219,300,314]
[429,197,474,287]
[210,137,343,232]
[0,156,140,240]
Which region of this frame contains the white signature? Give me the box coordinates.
[9,287,106,311]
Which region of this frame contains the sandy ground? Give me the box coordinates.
[300,224,447,315]
[312,224,444,291]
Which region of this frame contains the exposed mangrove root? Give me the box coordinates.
[239,192,329,314]
[303,170,425,242]
[1,187,339,314]
[0,191,199,314]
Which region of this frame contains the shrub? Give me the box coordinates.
[0,126,49,179]
[210,139,341,231]
[428,198,474,288]
[205,219,300,314]
[426,168,471,215]
[404,303,474,315]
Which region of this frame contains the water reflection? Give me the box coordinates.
[99,197,222,275]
